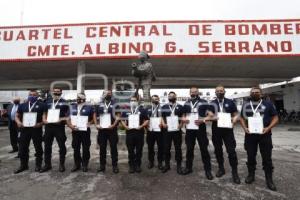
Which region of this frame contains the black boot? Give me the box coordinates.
[135,165,142,173]
[245,171,255,184]
[14,165,29,174]
[71,163,81,172]
[129,165,135,174]
[176,162,183,175]
[148,161,154,169]
[82,163,88,172]
[113,165,119,174]
[232,169,241,184]
[35,164,42,172]
[265,172,277,191]
[40,164,52,173]
[182,162,193,175]
[205,170,214,180]
[216,166,225,178]
[59,161,65,172]
[158,162,163,170]
[182,167,193,175]
[97,165,106,173]
[161,162,170,173]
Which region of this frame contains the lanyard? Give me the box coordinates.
[28,102,37,112]
[77,104,85,116]
[52,98,61,109]
[169,103,177,116]
[217,99,224,113]
[104,101,111,113]
[250,100,263,115]
[190,100,199,112]
[152,105,159,117]
[131,106,139,115]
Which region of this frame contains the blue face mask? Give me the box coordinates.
[28,96,38,103]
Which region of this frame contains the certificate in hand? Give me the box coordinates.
[217,112,233,128]
[248,116,263,134]
[128,114,140,129]
[100,113,111,128]
[167,116,179,132]
[149,117,161,132]
[186,113,199,130]
[23,112,37,127]
[47,109,60,123]
[71,115,88,131]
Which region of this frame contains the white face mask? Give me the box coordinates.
[130,101,138,108]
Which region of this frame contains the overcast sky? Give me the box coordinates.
[0,0,300,26]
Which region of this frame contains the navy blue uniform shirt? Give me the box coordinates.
[95,100,120,131]
[146,104,162,118]
[161,103,184,126]
[122,105,149,130]
[183,97,209,129]
[17,101,46,124]
[70,103,94,122]
[241,99,277,128]
[209,98,238,127]
[44,98,69,117]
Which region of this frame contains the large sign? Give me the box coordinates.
[1,19,300,61]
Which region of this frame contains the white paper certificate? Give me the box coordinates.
[100,113,111,128]
[149,117,161,132]
[217,112,233,128]
[71,115,88,131]
[248,116,264,134]
[47,109,60,123]
[167,116,179,132]
[23,112,37,127]
[186,113,199,130]
[128,114,140,129]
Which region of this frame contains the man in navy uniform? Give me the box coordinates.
[40,87,69,173]
[161,91,184,174]
[240,86,279,191]
[120,95,149,173]
[7,97,21,154]
[208,85,240,184]
[94,90,120,174]
[14,90,45,173]
[181,86,213,180]
[146,95,164,170]
[67,93,94,172]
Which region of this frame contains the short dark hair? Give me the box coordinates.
[216,84,225,89]
[52,87,62,91]
[168,91,176,95]
[250,86,262,92]
[131,95,139,101]
[29,89,38,94]
[190,86,199,90]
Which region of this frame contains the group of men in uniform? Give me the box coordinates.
[8,85,279,191]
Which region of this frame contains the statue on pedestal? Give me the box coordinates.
[131,51,156,104]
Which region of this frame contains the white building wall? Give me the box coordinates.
[283,84,300,112]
